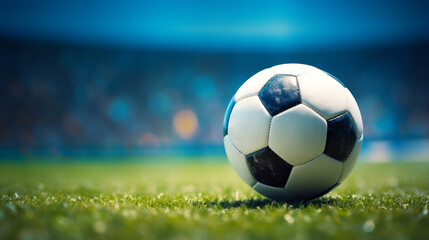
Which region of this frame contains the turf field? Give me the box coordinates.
[0,160,428,240]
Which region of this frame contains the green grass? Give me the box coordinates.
[0,160,428,240]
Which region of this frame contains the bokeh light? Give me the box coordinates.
[139,133,161,147]
[173,110,198,140]
[147,92,172,116]
[193,75,217,99]
[0,1,428,159]
[107,98,131,123]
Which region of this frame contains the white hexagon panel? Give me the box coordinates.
[298,71,347,119]
[253,182,289,201]
[227,96,271,155]
[284,154,343,201]
[223,135,257,186]
[234,68,275,102]
[269,104,327,166]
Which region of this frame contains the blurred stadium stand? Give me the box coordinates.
[0,1,428,161]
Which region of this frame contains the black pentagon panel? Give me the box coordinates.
[324,113,357,162]
[223,96,236,137]
[258,74,301,116]
[246,147,293,187]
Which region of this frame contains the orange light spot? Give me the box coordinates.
[173,110,198,139]
[139,133,161,147]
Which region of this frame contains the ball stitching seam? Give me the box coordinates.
[235,94,258,103]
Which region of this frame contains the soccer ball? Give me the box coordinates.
[223,64,363,201]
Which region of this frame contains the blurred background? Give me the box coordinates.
[0,0,428,161]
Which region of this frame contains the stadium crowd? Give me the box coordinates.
[0,40,428,155]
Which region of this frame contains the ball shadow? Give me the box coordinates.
[287,196,343,209]
[200,196,343,209]
[200,198,275,209]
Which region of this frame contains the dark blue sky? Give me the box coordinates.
[0,0,428,51]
